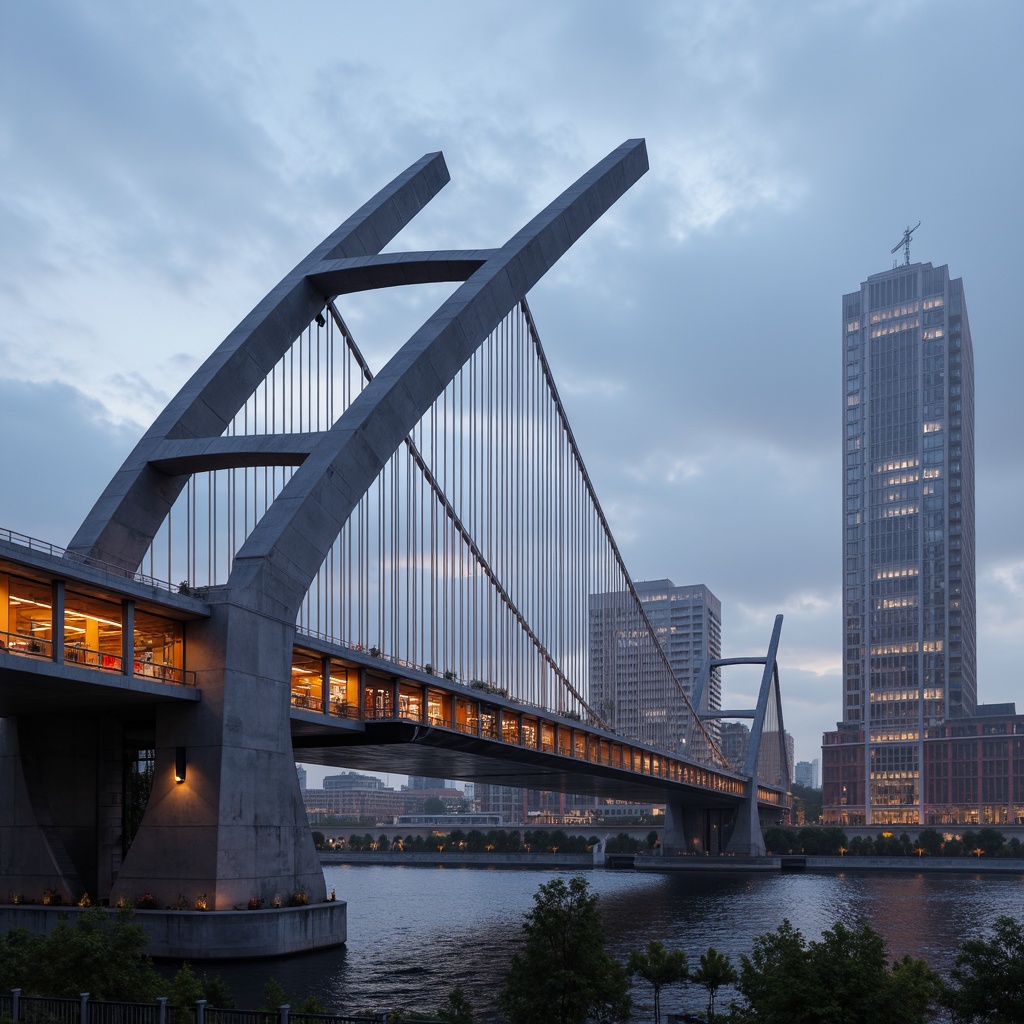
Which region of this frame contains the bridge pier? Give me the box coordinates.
[662,800,707,855]
[723,786,768,857]
[111,591,326,912]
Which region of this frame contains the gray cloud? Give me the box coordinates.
[2,0,1022,766]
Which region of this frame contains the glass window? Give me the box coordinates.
[4,574,53,657]
[291,650,323,709]
[66,591,122,672]
[134,609,184,681]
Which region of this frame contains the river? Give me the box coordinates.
[208,864,1024,1019]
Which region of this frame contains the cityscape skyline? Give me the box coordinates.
[2,2,1022,772]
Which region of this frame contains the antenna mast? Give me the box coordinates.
[891,221,921,266]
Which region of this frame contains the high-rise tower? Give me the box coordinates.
[828,261,976,824]
[589,580,722,753]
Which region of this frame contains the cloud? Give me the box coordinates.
[2,0,1023,769]
[0,379,136,545]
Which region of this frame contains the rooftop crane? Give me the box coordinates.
[891,221,921,266]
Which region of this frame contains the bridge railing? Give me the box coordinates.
[1,629,53,659]
[0,992,384,1024]
[0,526,180,596]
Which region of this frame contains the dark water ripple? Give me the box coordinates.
[206,864,1024,1020]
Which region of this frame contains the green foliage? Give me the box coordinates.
[167,963,235,1010]
[438,984,474,1024]
[500,875,630,1024]
[762,826,848,855]
[0,907,161,1000]
[627,941,687,1024]
[422,796,448,814]
[942,915,1024,1023]
[789,782,822,823]
[736,919,938,1024]
[261,979,289,1010]
[916,828,944,855]
[691,947,736,1022]
[762,827,798,854]
[604,832,642,854]
[311,831,327,849]
[0,929,41,991]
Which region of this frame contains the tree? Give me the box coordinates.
[915,828,944,856]
[167,963,235,1009]
[691,947,736,1022]
[737,919,938,1024]
[260,977,328,1014]
[311,830,326,849]
[0,908,162,1000]
[627,941,687,1024]
[942,915,1024,1023]
[423,796,447,814]
[500,875,630,1024]
[438,984,474,1024]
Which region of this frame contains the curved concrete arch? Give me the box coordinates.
[95,143,650,916]
[68,152,451,572]
[227,139,649,621]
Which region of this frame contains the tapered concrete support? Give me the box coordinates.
[0,717,108,903]
[663,799,706,855]
[724,783,767,856]
[111,592,325,910]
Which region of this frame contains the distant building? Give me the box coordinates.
[795,760,820,790]
[295,764,307,791]
[407,775,448,790]
[589,579,722,752]
[719,721,750,771]
[324,771,387,791]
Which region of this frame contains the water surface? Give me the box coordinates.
[210,865,1024,1019]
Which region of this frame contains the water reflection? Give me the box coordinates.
[207,865,1024,1020]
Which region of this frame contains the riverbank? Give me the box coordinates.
[321,850,1024,874]
[320,850,596,868]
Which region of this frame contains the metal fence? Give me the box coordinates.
[1,992,383,1024]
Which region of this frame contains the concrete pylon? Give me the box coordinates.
[109,595,325,910]
[724,777,767,856]
[663,799,706,855]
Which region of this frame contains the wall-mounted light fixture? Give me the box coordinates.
[174,746,187,784]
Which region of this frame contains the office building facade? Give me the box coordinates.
[824,261,977,824]
[589,580,722,753]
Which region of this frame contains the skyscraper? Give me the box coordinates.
[589,579,722,753]
[825,260,976,825]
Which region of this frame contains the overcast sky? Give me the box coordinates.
[2,1,1022,784]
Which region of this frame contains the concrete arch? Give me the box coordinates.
[68,152,452,571]
[227,139,649,621]
[97,141,649,914]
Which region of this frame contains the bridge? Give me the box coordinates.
[0,140,789,954]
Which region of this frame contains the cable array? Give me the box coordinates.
[142,301,722,760]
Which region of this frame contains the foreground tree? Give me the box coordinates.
[627,941,687,1024]
[942,915,1024,1023]
[438,984,474,1024]
[500,876,630,1024]
[737,919,939,1024]
[691,947,736,1022]
[0,908,161,1000]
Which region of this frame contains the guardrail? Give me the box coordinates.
[0,527,182,597]
[0,990,384,1024]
